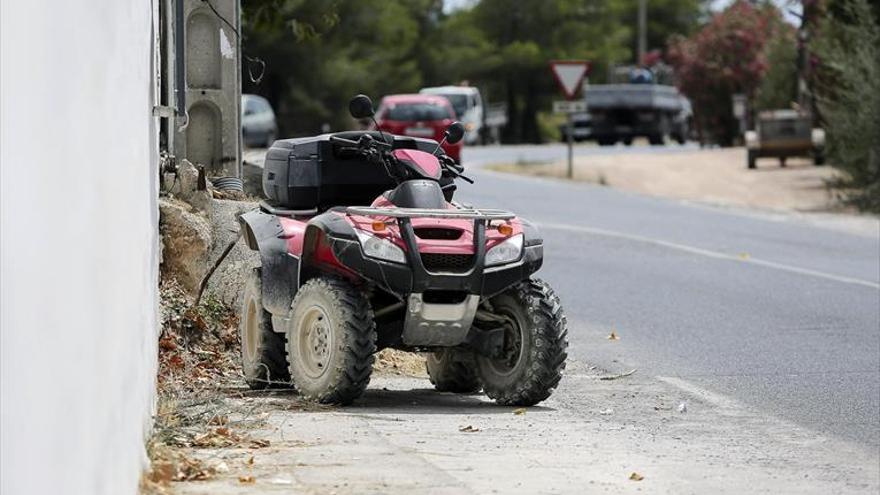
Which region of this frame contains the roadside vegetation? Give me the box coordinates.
[811,0,880,212]
[241,0,706,142]
[242,0,877,211]
[141,276,424,493]
[140,280,277,493]
[668,0,879,212]
[667,1,795,146]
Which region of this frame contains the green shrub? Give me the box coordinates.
[812,0,880,212]
[537,111,565,143]
[754,30,798,111]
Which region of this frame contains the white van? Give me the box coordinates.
[419,86,484,145]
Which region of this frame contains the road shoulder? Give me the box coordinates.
[172,362,880,494]
[485,146,867,216]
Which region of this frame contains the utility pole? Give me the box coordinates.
[637,0,647,65]
[797,0,818,122]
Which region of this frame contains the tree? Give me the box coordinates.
[754,25,798,111]
[242,0,429,136]
[811,0,880,212]
[621,0,710,64]
[667,1,789,145]
[240,0,704,142]
[462,0,630,143]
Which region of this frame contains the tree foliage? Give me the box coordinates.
[811,0,880,212]
[620,0,709,64]
[242,0,705,142]
[753,25,798,112]
[667,0,790,145]
[242,1,441,136]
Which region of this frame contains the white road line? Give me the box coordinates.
[538,221,880,290]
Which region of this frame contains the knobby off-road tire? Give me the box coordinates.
[476,279,568,406]
[426,349,481,393]
[240,269,291,389]
[286,277,376,404]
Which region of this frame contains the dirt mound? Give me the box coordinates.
[374,349,427,377]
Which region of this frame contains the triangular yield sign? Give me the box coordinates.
[550,61,589,99]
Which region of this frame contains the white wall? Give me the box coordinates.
[1,1,160,494]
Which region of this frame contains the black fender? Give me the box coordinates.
[238,209,299,316]
[299,211,359,283]
[476,217,543,297]
[519,217,543,248]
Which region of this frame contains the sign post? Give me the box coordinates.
[550,60,590,179]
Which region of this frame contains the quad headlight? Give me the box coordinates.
[354,230,407,264]
[485,234,523,267]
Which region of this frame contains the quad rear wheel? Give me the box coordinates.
[475,279,568,406]
[426,349,481,393]
[286,277,376,404]
[240,269,291,389]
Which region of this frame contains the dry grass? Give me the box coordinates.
[141,280,429,493]
[140,280,280,494]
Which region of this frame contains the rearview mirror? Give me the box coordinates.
[445,122,465,144]
[349,94,375,119]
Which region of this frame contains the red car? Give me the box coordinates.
[373,94,462,162]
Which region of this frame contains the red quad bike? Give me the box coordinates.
[238,95,568,406]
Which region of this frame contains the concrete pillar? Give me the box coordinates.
[163,0,241,178]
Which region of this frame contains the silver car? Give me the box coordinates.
[241,94,278,148]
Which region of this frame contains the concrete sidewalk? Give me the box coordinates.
[173,360,879,494]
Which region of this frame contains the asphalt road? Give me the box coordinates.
[463,140,700,164]
[458,143,880,450]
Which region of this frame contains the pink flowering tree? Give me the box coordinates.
[667,0,790,145]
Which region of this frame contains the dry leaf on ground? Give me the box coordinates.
[599,369,637,381]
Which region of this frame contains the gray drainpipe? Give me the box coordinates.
[174,0,187,129]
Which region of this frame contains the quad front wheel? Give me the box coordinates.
[476,279,568,406]
[240,269,291,389]
[286,277,376,404]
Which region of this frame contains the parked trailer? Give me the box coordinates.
[745,110,825,169]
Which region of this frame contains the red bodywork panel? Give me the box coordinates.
[350,196,521,255]
[280,201,521,259]
[392,149,442,180]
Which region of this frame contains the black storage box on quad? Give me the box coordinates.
[263,132,437,210]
